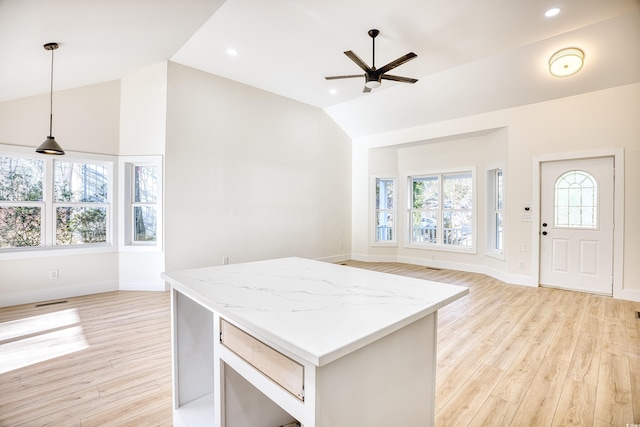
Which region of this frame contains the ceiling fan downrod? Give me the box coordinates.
[368,29,379,69]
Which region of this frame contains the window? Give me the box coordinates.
[487,168,504,254]
[374,178,396,243]
[0,156,44,248]
[0,149,113,252]
[54,160,109,245]
[120,156,162,249]
[409,171,473,249]
[554,170,597,228]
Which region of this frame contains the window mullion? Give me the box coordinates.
[44,157,55,247]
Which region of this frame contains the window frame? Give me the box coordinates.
[486,167,505,260]
[118,155,163,252]
[0,145,116,260]
[372,176,397,246]
[406,167,476,254]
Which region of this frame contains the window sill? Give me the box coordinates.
[485,250,505,261]
[0,244,116,261]
[371,241,398,247]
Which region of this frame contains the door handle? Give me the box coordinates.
[542,231,548,236]
[542,222,548,227]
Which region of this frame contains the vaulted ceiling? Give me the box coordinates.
[1,0,639,138]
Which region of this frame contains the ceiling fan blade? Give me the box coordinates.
[325,74,364,80]
[381,74,419,84]
[377,52,417,75]
[362,86,372,93]
[344,50,373,73]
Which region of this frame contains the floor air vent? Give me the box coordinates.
[636,311,640,319]
[35,299,68,308]
[426,267,442,271]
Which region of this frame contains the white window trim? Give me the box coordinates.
[0,144,117,260]
[371,176,397,246]
[118,155,163,252]
[486,166,505,260]
[404,167,477,254]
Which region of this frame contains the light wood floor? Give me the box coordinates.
[0,291,172,426]
[0,262,639,426]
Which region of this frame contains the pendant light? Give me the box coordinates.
[36,42,65,155]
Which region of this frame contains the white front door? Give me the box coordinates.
[539,157,614,295]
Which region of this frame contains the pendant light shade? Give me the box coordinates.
[36,42,65,155]
[36,136,65,155]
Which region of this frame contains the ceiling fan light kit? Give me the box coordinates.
[36,42,65,155]
[325,29,418,93]
[549,47,584,77]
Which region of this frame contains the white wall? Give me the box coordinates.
[118,62,168,290]
[351,83,640,299]
[164,62,352,271]
[0,81,121,155]
[0,81,122,305]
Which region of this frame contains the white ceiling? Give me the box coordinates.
[1,0,639,138]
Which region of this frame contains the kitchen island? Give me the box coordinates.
[162,257,468,427]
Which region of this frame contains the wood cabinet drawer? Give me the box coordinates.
[220,319,304,401]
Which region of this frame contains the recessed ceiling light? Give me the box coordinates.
[545,7,561,17]
[226,48,238,57]
[329,89,337,95]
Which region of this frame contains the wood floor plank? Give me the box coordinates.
[552,379,596,426]
[567,327,602,386]
[630,355,640,423]
[468,395,518,427]
[435,364,504,427]
[435,343,494,409]
[491,340,549,404]
[509,357,569,426]
[594,351,633,425]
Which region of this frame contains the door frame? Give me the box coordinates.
[532,148,625,298]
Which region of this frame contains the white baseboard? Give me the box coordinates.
[0,281,119,308]
[616,287,640,303]
[119,280,168,291]
[316,254,352,264]
[351,253,537,288]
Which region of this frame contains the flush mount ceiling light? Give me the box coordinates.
[549,47,584,77]
[36,42,65,155]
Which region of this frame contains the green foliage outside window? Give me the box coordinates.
[0,157,44,248]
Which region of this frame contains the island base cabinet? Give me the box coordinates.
[172,290,215,426]
[224,363,300,427]
[172,287,438,427]
[313,313,437,426]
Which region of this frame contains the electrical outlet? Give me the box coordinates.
[518,261,525,269]
[222,256,229,265]
[50,269,59,280]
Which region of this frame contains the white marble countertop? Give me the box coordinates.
[162,257,468,367]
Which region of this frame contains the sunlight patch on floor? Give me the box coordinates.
[0,308,90,374]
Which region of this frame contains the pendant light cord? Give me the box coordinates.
[48,47,54,137]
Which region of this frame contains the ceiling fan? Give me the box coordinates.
[325,29,418,93]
